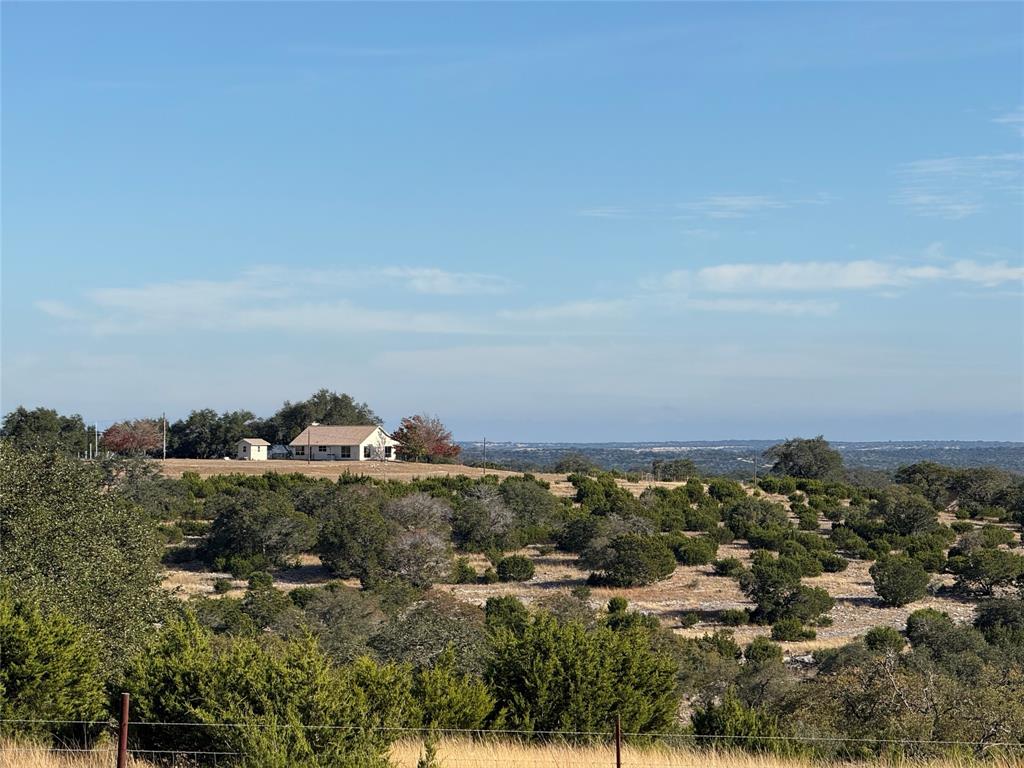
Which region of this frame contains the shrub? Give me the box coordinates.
[486,613,679,734]
[720,609,750,626]
[485,596,529,634]
[673,535,719,566]
[771,618,815,641]
[607,596,628,614]
[692,690,792,754]
[450,558,477,584]
[497,555,535,582]
[948,549,1024,595]
[0,590,106,741]
[796,508,819,531]
[870,555,930,607]
[212,578,233,594]
[974,598,1024,647]
[819,554,849,573]
[864,625,905,654]
[708,478,746,503]
[713,557,746,578]
[481,568,499,584]
[587,534,676,587]
[679,611,700,628]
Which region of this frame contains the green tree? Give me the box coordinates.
[0,407,89,454]
[264,389,380,444]
[497,555,535,582]
[0,589,106,740]
[207,489,316,572]
[486,613,679,735]
[948,549,1024,595]
[0,443,164,671]
[126,613,394,767]
[586,533,676,587]
[870,555,930,607]
[168,409,258,458]
[764,436,844,481]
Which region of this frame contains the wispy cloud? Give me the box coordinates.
[578,193,830,222]
[993,107,1024,136]
[677,195,787,219]
[499,299,628,322]
[685,298,839,317]
[893,153,1024,219]
[658,258,1024,294]
[42,266,507,336]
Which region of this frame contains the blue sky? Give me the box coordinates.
[2,2,1022,442]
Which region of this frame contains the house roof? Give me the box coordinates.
[289,425,382,447]
[238,438,271,446]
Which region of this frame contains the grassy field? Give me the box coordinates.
[5,740,1022,768]
[157,458,688,499]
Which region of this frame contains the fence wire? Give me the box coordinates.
[2,716,1021,767]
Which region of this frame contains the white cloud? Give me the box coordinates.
[677,195,787,219]
[685,298,839,316]
[894,153,1024,219]
[378,267,511,295]
[993,107,1024,136]
[656,258,1024,294]
[43,266,507,336]
[498,299,629,322]
[33,300,80,319]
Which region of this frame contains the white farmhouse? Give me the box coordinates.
[289,424,400,462]
[236,438,270,461]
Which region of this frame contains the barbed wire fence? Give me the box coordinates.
[2,694,1022,768]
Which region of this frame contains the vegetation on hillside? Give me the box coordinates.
[2,431,1023,764]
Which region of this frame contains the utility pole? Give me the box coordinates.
[162,412,167,460]
[482,437,487,465]
[94,423,99,459]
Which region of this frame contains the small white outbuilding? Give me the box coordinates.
[236,438,270,461]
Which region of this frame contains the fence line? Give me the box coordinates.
[2,717,1019,748]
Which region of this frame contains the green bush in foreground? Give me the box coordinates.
[486,613,678,735]
[0,589,106,740]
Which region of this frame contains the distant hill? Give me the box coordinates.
[458,440,1024,476]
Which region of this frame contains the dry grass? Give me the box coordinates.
[157,459,690,499]
[0,741,147,768]
[388,739,1024,768]
[6,740,1019,768]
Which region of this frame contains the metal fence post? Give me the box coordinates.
[117,692,130,768]
[614,713,622,768]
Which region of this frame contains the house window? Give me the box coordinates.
[318,445,328,452]
[385,446,392,458]
[339,446,351,458]
[363,445,371,458]
[294,446,305,456]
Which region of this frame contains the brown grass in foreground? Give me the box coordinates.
[6,740,1020,768]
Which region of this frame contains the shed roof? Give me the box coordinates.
[238,438,271,446]
[288,425,382,447]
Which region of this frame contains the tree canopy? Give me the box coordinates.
[0,406,89,454]
[764,436,844,481]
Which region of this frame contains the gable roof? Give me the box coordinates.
[289,425,382,447]
[238,438,271,446]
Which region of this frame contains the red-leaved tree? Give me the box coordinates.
[391,414,460,463]
[100,419,163,456]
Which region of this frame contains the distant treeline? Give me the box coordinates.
[460,440,1024,477]
[0,391,459,463]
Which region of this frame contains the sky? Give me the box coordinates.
[2,2,1023,442]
